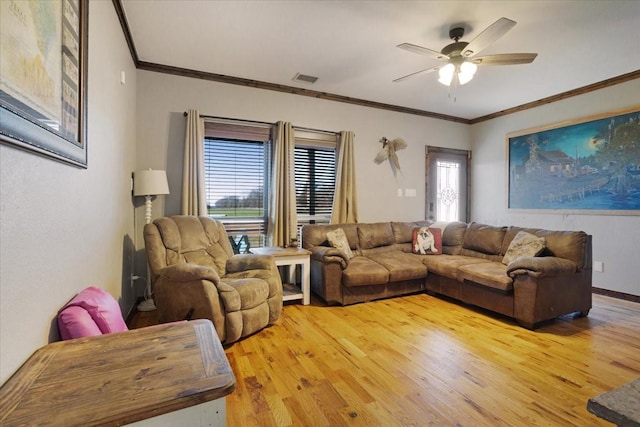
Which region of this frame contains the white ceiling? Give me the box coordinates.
[121,0,640,121]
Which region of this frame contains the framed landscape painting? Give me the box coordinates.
[507,106,640,215]
[0,0,88,167]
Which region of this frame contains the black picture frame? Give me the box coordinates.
[0,0,88,168]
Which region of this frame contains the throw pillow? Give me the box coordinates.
[326,228,354,259]
[412,227,442,255]
[502,231,546,265]
[58,286,128,339]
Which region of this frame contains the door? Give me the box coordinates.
[425,146,470,222]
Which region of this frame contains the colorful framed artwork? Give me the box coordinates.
[507,106,640,215]
[0,0,88,168]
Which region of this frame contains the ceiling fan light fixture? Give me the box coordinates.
[458,61,477,85]
[438,63,455,86]
[395,17,537,87]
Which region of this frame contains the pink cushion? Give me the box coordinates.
[58,287,128,340]
[58,306,103,340]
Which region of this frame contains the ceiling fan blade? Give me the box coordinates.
[462,17,516,57]
[392,66,440,83]
[397,43,447,61]
[473,53,537,65]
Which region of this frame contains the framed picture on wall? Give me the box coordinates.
[0,0,89,168]
[506,106,640,215]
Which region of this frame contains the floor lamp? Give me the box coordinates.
[133,169,170,311]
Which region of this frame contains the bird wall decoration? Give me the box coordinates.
[374,137,407,173]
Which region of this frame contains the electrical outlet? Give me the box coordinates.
[130,274,141,287]
[593,261,604,273]
[397,188,403,197]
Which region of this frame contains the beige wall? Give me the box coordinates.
[134,70,470,229]
[471,79,640,296]
[0,2,137,382]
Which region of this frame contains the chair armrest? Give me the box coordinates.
[224,255,282,306]
[158,263,221,284]
[507,257,577,279]
[310,246,349,269]
[226,254,275,273]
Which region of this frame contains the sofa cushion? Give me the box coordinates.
[301,223,358,250]
[458,262,513,292]
[502,231,546,265]
[326,228,355,259]
[221,277,270,310]
[357,222,395,249]
[462,222,507,255]
[412,227,442,255]
[422,255,491,281]
[438,221,467,255]
[541,230,588,270]
[391,220,431,244]
[342,257,389,286]
[367,252,428,281]
[502,227,588,270]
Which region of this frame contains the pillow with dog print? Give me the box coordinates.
[502,231,546,265]
[326,227,354,259]
[412,227,442,255]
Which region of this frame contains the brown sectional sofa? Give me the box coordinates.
[301,221,592,329]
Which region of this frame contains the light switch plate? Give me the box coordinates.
[594,261,604,272]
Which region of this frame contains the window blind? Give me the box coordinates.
[294,141,336,225]
[204,129,271,248]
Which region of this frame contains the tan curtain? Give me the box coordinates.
[181,109,207,216]
[331,131,358,224]
[268,121,297,247]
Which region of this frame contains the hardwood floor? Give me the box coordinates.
[130,294,640,426]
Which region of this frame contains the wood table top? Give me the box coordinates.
[250,246,311,257]
[587,378,640,426]
[0,320,235,426]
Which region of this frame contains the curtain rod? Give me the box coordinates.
[293,125,340,136]
[183,112,274,127]
[183,112,341,135]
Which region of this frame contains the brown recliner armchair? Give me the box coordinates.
[144,215,282,344]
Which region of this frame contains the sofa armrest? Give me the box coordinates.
[226,254,275,273]
[507,257,577,279]
[310,246,349,269]
[158,263,221,284]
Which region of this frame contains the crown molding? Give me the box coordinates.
[470,70,640,124]
[112,1,639,125]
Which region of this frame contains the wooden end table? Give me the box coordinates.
[0,320,235,426]
[587,378,640,426]
[250,247,311,305]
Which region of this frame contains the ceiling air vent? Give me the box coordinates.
[292,73,318,84]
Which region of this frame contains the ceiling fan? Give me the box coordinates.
[394,17,537,86]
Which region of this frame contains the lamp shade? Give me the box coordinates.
[458,62,478,85]
[133,169,170,196]
[438,63,455,86]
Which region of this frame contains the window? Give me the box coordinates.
[203,120,338,250]
[204,121,271,250]
[294,130,337,229]
[435,160,461,222]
